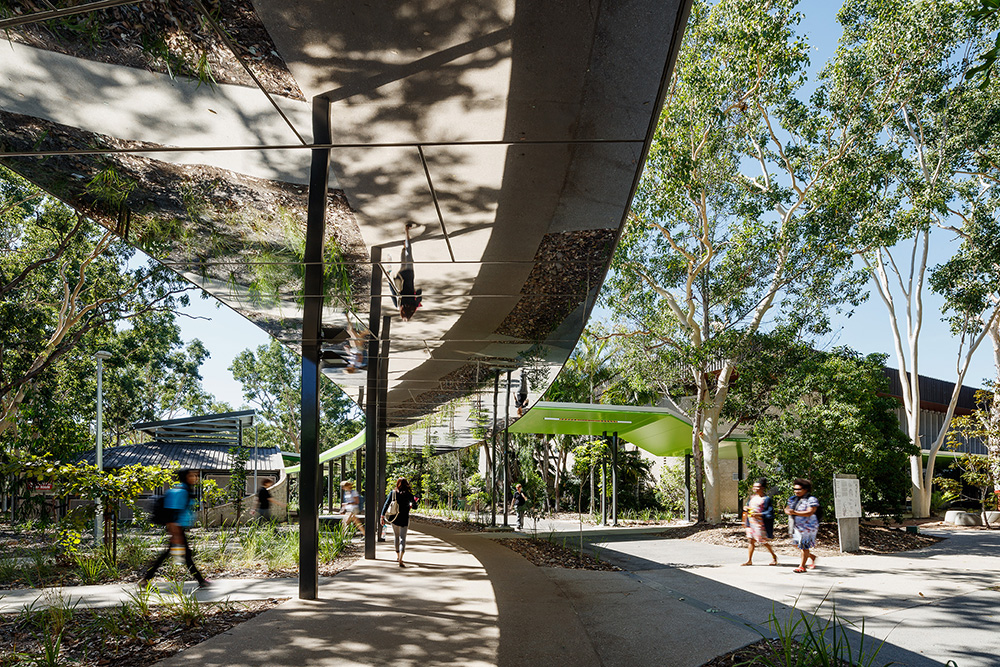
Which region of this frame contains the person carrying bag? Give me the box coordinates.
[380,477,418,567]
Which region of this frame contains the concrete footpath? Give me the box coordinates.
[3,521,989,666]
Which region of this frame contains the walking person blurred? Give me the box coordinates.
[256,478,285,523]
[381,477,419,567]
[742,478,777,566]
[340,481,365,537]
[139,469,209,588]
[784,478,820,572]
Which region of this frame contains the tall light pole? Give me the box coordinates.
[94,350,111,546]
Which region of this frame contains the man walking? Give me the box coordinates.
[512,483,529,530]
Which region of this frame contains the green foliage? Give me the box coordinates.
[230,339,362,453]
[227,445,250,524]
[744,349,917,518]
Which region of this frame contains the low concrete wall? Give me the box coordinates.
[201,475,289,527]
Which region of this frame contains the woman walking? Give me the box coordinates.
[742,478,777,566]
[784,478,820,572]
[381,477,419,567]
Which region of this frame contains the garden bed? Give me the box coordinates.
[0,590,285,667]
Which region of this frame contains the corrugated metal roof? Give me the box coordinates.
[78,442,283,471]
[132,410,257,448]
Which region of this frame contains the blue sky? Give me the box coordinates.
[173,0,996,409]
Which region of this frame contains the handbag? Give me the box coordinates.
[385,490,400,524]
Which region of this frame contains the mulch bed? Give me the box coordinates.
[498,536,621,571]
[0,598,285,667]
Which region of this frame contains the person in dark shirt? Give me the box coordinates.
[256,478,284,523]
[381,477,419,567]
[512,483,529,530]
[514,370,529,417]
[389,222,423,321]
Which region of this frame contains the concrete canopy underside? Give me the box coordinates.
[509,401,746,459]
[0,0,691,452]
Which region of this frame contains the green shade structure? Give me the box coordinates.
[284,429,365,475]
[508,401,746,459]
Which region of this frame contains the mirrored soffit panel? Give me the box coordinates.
[0,0,691,453]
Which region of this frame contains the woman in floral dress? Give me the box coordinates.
[784,477,820,572]
[742,478,777,566]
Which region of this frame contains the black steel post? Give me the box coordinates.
[327,460,334,513]
[601,459,607,526]
[612,431,619,527]
[737,451,744,520]
[364,246,382,559]
[377,314,391,542]
[491,371,499,526]
[298,95,332,600]
[503,370,511,527]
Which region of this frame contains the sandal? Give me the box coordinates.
[769,559,778,566]
[793,567,807,573]
[808,558,817,569]
[740,562,753,566]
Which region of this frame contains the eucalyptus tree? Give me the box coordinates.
[605,0,863,522]
[826,0,1000,516]
[230,339,361,453]
[0,166,193,442]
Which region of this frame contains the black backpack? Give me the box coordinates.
[149,494,173,525]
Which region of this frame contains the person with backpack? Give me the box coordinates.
[139,469,210,588]
[380,477,418,567]
[784,477,820,573]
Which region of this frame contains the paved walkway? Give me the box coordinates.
[3,521,992,666]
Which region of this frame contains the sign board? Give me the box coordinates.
[29,482,53,491]
[833,476,861,519]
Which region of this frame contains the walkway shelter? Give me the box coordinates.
[509,402,746,523]
[0,0,693,597]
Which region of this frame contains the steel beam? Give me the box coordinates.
[298,96,331,600]
[364,247,382,559]
[377,315,391,542]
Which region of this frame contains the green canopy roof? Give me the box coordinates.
[508,402,746,459]
[284,430,365,475]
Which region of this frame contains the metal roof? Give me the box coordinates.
[132,410,257,448]
[77,442,284,471]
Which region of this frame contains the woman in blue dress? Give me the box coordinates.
[784,478,819,573]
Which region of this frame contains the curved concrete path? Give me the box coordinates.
[7,522,989,666]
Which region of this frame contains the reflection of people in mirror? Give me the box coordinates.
[389,222,422,321]
[343,316,369,374]
[514,370,529,417]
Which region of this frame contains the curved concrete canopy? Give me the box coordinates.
[0,0,692,453]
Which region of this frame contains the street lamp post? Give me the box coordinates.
[94,350,111,546]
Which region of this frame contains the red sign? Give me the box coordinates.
[30,482,53,491]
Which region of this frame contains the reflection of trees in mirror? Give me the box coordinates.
[0,0,303,97]
[0,111,368,340]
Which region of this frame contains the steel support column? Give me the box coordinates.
[491,371,499,526]
[327,460,334,513]
[737,452,744,518]
[298,96,331,600]
[502,370,511,527]
[364,246,383,559]
[376,315,391,541]
[611,431,619,527]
